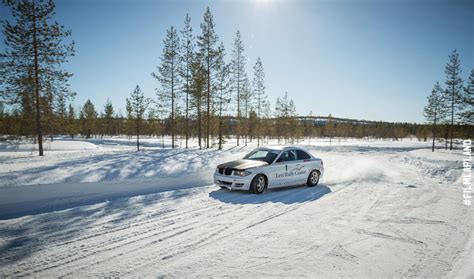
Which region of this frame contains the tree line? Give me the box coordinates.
[1,1,472,155]
[424,50,473,151]
[2,93,472,145]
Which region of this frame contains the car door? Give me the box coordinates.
[268,153,287,187]
[283,149,307,185]
[270,150,301,187]
[295,149,312,183]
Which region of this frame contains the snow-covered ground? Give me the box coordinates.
[0,137,472,277]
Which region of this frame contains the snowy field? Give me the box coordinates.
[0,137,472,277]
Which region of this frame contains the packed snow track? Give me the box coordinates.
[0,139,472,277]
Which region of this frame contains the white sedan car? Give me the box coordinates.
[214,146,324,194]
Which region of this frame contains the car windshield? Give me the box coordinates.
[243,149,280,164]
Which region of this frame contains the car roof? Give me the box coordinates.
[258,146,305,152]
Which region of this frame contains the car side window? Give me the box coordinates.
[296,150,310,160]
[278,150,297,162]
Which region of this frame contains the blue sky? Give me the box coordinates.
[1,0,472,123]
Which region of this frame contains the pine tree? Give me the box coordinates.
[103,99,114,136]
[326,114,334,145]
[274,97,283,142]
[215,43,230,150]
[197,7,220,148]
[241,79,253,145]
[126,85,149,151]
[424,82,446,152]
[260,92,272,144]
[145,108,160,137]
[230,30,247,146]
[252,57,267,147]
[274,92,298,143]
[190,56,206,149]
[54,91,68,136]
[0,0,75,156]
[248,110,257,141]
[81,99,97,139]
[459,69,474,125]
[443,49,463,150]
[153,26,180,149]
[180,14,194,149]
[67,104,76,138]
[287,99,300,142]
[125,98,133,139]
[306,110,314,145]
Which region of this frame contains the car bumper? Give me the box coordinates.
[213,173,252,191]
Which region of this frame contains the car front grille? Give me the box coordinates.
[218,168,234,176]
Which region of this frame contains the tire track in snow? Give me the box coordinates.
[98,187,318,275]
[0,186,270,272]
[274,176,398,268]
[3,196,249,275]
[75,186,327,277]
[10,186,308,277]
[143,180,392,277]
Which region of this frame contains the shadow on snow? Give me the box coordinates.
[0,187,193,267]
[209,184,331,205]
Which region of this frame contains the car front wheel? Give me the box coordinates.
[307,170,320,187]
[250,174,266,194]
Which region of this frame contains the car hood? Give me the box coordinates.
[217,159,268,170]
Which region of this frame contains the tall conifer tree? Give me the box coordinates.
[197,7,220,148]
[180,14,194,149]
[1,0,75,156]
[126,85,149,151]
[230,31,247,146]
[252,57,267,147]
[424,82,446,152]
[153,26,181,149]
[443,49,463,150]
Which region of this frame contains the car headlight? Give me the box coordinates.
[234,170,251,177]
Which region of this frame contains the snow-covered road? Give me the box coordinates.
[0,139,472,277]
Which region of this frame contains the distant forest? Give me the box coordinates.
[0,0,472,155]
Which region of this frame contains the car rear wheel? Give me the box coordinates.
[307,170,320,187]
[251,174,266,194]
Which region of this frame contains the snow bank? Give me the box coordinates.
[0,145,249,187]
[0,140,100,152]
[408,148,464,162]
[0,142,251,218]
